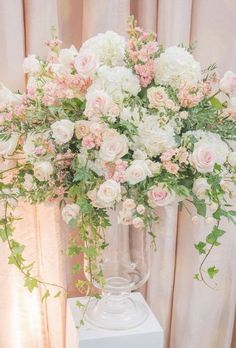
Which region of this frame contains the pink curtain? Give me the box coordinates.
[0,1,235,347]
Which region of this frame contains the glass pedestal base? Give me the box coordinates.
[85,277,149,330]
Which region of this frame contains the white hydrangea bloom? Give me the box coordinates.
[133,116,176,157]
[90,66,141,103]
[80,31,125,67]
[154,46,201,88]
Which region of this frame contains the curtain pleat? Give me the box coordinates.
[0,1,235,347]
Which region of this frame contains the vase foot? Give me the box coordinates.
[85,279,149,330]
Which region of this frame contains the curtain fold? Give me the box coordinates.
[0,1,235,347]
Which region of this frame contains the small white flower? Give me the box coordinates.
[34,161,53,181]
[192,178,210,199]
[219,71,236,95]
[23,55,40,74]
[23,174,34,191]
[0,133,19,156]
[51,119,74,145]
[62,204,80,224]
[59,45,78,68]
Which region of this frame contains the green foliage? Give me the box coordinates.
[206,226,225,246]
[194,242,206,254]
[207,266,219,279]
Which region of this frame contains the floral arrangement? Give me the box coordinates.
[1,17,236,301]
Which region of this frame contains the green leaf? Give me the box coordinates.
[206,226,225,245]
[73,168,94,182]
[209,96,223,110]
[72,263,81,274]
[41,289,50,302]
[193,197,207,217]
[194,273,200,281]
[207,266,219,279]
[194,241,206,254]
[67,245,83,256]
[24,277,38,292]
[0,229,8,242]
[84,247,96,258]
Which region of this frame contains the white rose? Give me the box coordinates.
[136,204,145,214]
[154,46,201,88]
[228,152,236,168]
[34,161,53,181]
[74,49,99,78]
[23,132,49,159]
[62,203,80,224]
[51,119,74,145]
[192,178,210,199]
[123,198,136,210]
[0,133,19,156]
[49,63,68,77]
[220,71,236,94]
[125,160,151,185]
[23,174,34,191]
[59,45,78,68]
[118,209,133,225]
[23,55,40,74]
[99,134,128,162]
[132,217,145,229]
[89,180,121,208]
[85,89,112,118]
[148,184,176,207]
[0,83,19,108]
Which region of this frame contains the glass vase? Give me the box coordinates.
[84,210,151,330]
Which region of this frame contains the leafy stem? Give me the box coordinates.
[3,202,66,293]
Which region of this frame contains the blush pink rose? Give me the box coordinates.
[99,134,128,162]
[74,50,99,78]
[190,141,216,173]
[147,183,176,207]
[220,71,236,94]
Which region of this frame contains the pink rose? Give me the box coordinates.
[85,89,112,119]
[220,71,236,94]
[147,184,176,207]
[118,209,133,225]
[123,198,136,210]
[147,86,168,108]
[75,120,90,139]
[190,141,216,173]
[74,50,99,78]
[132,217,144,229]
[136,204,145,215]
[99,134,128,162]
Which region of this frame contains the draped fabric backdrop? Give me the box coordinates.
[0,1,235,347]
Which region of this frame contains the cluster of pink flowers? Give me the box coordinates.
[127,25,157,87]
[160,147,189,175]
[104,160,128,182]
[177,82,211,108]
